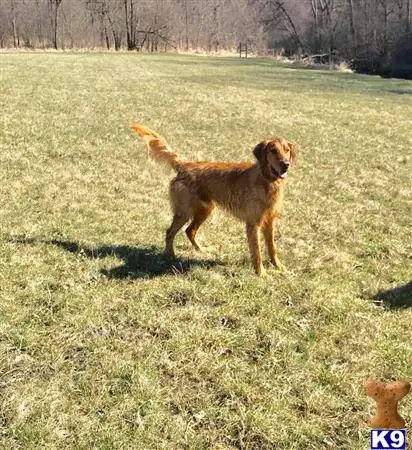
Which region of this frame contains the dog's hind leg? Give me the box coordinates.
[166,179,191,258]
[185,202,215,251]
[166,215,189,258]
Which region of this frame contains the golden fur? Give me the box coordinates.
[131,123,296,275]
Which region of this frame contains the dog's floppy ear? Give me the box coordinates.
[253,141,268,165]
[288,142,297,164]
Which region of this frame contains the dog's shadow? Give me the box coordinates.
[373,282,412,309]
[13,237,220,279]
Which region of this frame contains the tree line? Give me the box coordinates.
[1,0,411,78]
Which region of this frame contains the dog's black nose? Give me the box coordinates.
[281,161,290,171]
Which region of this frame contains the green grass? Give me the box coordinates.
[1,53,411,449]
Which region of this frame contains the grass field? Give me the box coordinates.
[1,53,411,449]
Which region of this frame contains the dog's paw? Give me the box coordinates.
[255,266,267,277]
[270,257,287,273]
[276,262,287,273]
[164,250,177,260]
[195,245,214,255]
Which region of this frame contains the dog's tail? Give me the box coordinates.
[131,123,180,170]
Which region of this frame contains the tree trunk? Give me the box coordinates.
[105,10,120,50]
[213,4,219,52]
[132,1,138,48]
[184,0,189,50]
[124,0,132,49]
[101,13,110,50]
[309,0,321,52]
[54,4,58,49]
[130,0,136,49]
[50,0,63,50]
[328,8,333,61]
[381,0,389,63]
[11,0,19,48]
[151,6,158,52]
[348,0,356,53]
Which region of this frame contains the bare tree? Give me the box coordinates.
[48,0,63,49]
[10,0,19,47]
[260,0,305,53]
[180,0,189,50]
[124,0,139,50]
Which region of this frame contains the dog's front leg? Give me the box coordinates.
[246,223,264,276]
[262,220,284,270]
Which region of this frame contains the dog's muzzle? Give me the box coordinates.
[278,161,290,178]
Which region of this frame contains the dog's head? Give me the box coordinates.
[253,138,296,180]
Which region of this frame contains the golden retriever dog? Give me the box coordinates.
[131,123,296,275]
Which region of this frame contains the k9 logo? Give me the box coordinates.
[370,430,406,450]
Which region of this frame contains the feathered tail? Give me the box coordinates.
[131,123,180,170]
